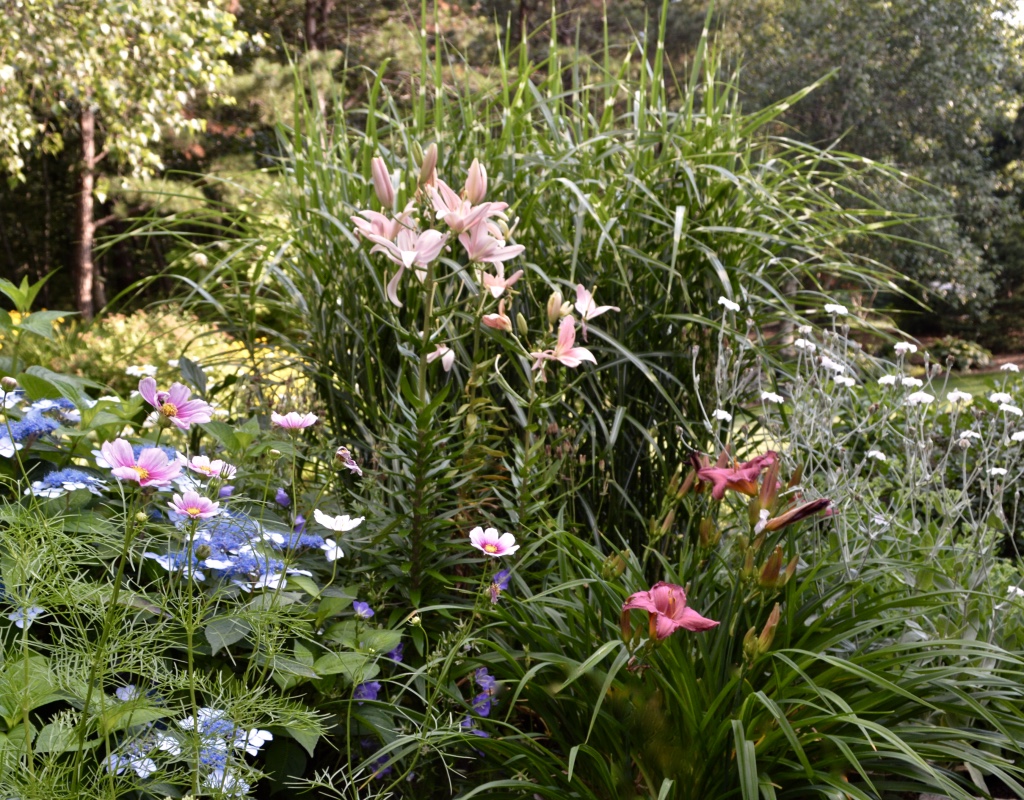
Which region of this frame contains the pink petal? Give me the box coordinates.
[138,377,159,407]
[386,265,406,307]
[675,606,720,632]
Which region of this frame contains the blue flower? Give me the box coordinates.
[472,692,492,717]
[275,487,291,507]
[354,681,381,704]
[489,568,511,604]
[353,601,374,620]
[218,484,235,499]
[474,667,496,693]
[27,467,105,498]
[8,411,59,441]
[8,605,45,629]
[386,642,404,663]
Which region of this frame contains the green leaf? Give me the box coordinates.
[14,372,61,400]
[0,278,26,313]
[99,705,170,735]
[17,310,71,340]
[179,355,207,396]
[286,574,321,597]
[732,720,758,800]
[201,421,240,451]
[205,617,251,654]
[313,651,379,683]
[284,725,320,758]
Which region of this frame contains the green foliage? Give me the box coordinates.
[927,335,994,372]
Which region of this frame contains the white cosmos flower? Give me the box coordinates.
[711,409,732,422]
[125,364,157,377]
[905,391,935,406]
[989,467,1008,476]
[900,376,923,388]
[947,390,972,404]
[878,375,897,386]
[894,342,917,354]
[824,303,848,315]
[866,450,886,461]
[718,296,740,312]
[1001,363,1020,373]
[990,392,1013,404]
[1000,403,1023,416]
[760,390,784,404]
[313,509,365,532]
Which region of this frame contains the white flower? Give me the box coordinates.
[7,606,44,629]
[1001,363,1020,373]
[905,391,935,406]
[834,376,856,388]
[866,450,886,461]
[125,364,157,377]
[115,685,142,702]
[947,390,972,404]
[313,508,365,532]
[1012,431,1024,442]
[320,539,344,561]
[760,390,784,404]
[990,392,1013,404]
[711,409,732,422]
[819,356,846,373]
[167,359,180,368]
[894,342,917,355]
[794,338,816,352]
[243,728,273,756]
[1008,586,1024,599]
[753,508,770,535]
[989,467,1008,476]
[877,375,898,386]
[1000,403,1023,417]
[797,325,813,335]
[900,376,923,388]
[426,344,456,372]
[823,303,848,315]
[718,296,741,312]
[959,430,982,439]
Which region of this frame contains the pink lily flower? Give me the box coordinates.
[187,455,237,480]
[366,227,448,307]
[464,158,488,204]
[621,581,719,641]
[100,438,182,487]
[138,378,213,431]
[428,178,506,234]
[469,526,519,557]
[426,344,456,372]
[531,316,597,371]
[482,300,513,332]
[370,156,395,209]
[695,452,777,501]
[458,220,525,265]
[169,490,220,519]
[575,284,619,340]
[271,411,318,430]
[482,263,524,299]
[350,209,402,242]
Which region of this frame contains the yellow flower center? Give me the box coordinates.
[131,466,149,482]
[484,543,498,553]
[160,402,178,417]
[185,506,202,516]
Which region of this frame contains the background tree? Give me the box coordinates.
[0,0,247,319]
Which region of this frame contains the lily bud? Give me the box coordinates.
[516,312,529,338]
[742,626,760,662]
[758,545,784,589]
[546,290,563,327]
[601,551,628,580]
[419,143,438,187]
[559,301,573,318]
[676,469,696,500]
[698,517,720,549]
[371,156,395,209]
[747,496,763,527]
[464,158,487,204]
[410,140,424,167]
[657,508,676,538]
[740,548,755,581]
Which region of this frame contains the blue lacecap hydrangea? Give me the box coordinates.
[38,467,101,489]
[5,410,60,441]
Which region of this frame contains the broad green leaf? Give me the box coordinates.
[313,651,379,683]
[205,617,251,654]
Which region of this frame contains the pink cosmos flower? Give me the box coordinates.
[621,582,719,641]
[695,452,777,501]
[459,221,525,265]
[168,491,220,519]
[428,178,506,234]
[426,344,456,372]
[482,300,513,332]
[575,284,619,340]
[482,263,524,299]
[469,526,519,557]
[187,456,237,480]
[531,316,597,372]
[138,379,213,431]
[100,438,182,487]
[271,411,318,430]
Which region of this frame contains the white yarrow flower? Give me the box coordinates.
[877,375,898,386]
[900,376,923,388]
[718,296,741,312]
[794,338,816,352]
[819,356,846,373]
[893,342,917,355]
[905,391,935,406]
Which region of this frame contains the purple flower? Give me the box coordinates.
[472,692,491,717]
[218,484,235,499]
[294,514,306,534]
[353,601,374,620]
[474,667,496,693]
[138,378,213,431]
[489,569,511,604]
[275,487,290,507]
[354,681,381,704]
[461,716,490,737]
[386,642,404,663]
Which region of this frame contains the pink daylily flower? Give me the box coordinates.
[187,456,236,480]
[271,411,318,430]
[482,300,513,332]
[621,581,719,641]
[695,452,777,501]
[482,263,524,299]
[531,316,597,371]
[458,221,525,265]
[169,490,220,519]
[426,344,456,372]
[100,438,182,487]
[469,526,519,557]
[428,178,506,234]
[138,378,213,431]
[575,284,619,340]
[366,227,448,307]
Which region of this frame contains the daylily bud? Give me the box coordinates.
[740,549,755,581]
[601,551,628,580]
[0,376,17,392]
[464,158,487,204]
[371,156,395,209]
[759,458,781,510]
[667,465,681,496]
[787,463,804,490]
[747,496,762,527]
[698,517,720,548]
[758,602,781,653]
[410,140,424,167]
[763,498,831,532]
[516,312,529,338]
[658,508,675,538]
[758,545,784,589]
[419,143,438,187]
[676,469,696,500]
[742,626,759,662]
[546,291,563,327]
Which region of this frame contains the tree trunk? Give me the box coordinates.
[74,106,96,321]
[304,0,319,51]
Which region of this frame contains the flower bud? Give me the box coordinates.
[698,517,720,548]
[742,626,760,662]
[408,614,421,627]
[657,508,675,538]
[601,551,628,580]
[410,140,424,167]
[134,512,149,523]
[676,469,695,499]
[371,156,395,209]
[516,312,529,338]
[464,158,487,204]
[559,301,573,318]
[419,143,438,187]
[195,544,212,561]
[0,376,17,392]
[758,545,784,589]
[546,291,563,327]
